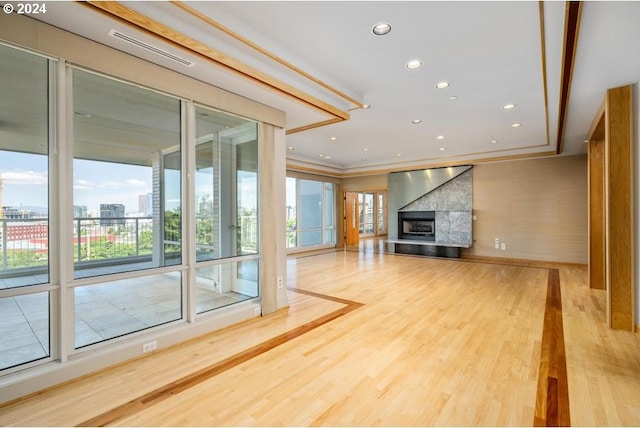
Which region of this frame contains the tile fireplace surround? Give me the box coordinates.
[389,166,473,247]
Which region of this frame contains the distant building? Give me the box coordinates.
[0,178,3,219]
[3,207,38,219]
[100,203,125,227]
[138,193,152,217]
[74,205,88,219]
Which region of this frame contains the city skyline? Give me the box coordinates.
[1,150,257,217]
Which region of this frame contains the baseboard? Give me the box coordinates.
[460,254,588,270]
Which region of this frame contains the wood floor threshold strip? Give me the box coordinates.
[534,269,570,427]
[77,289,363,427]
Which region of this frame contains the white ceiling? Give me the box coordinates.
[24,1,640,175]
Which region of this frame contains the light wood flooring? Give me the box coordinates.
[1,249,639,426]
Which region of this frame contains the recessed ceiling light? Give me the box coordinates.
[511,123,521,128]
[363,148,369,152]
[319,154,324,158]
[411,119,422,124]
[435,81,449,89]
[503,103,517,110]
[287,146,295,151]
[397,153,403,157]
[329,137,337,141]
[490,139,497,144]
[323,156,332,159]
[439,147,445,151]
[362,104,371,109]
[406,60,423,69]
[449,96,458,100]
[436,135,444,140]
[372,22,392,36]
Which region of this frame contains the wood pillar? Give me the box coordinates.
[604,85,635,331]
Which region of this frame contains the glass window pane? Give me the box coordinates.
[74,272,182,348]
[237,141,258,256]
[72,70,181,278]
[195,259,259,314]
[323,183,334,228]
[299,180,322,230]
[0,292,50,370]
[300,230,322,247]
[285,177,296,248]
[377,193,386,234]
[0,44,50,286]
[195,106,258,261]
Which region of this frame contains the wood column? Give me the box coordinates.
[605,85,635,331]
[588,84,635,330]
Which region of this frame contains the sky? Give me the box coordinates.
[0,150,256,215]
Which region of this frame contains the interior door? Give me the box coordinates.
[345,192,359,246]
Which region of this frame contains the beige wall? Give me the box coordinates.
[340,174,388,192]
[464,154,588,264]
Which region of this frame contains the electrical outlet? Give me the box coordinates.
[494,238,500,249]
[501,242,506,250]
[142,340,157,353]
[277,276,283,289]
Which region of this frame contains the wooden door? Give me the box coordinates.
[345,192,359,247]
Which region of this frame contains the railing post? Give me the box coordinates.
[135,218,140,256]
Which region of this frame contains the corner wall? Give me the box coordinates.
[464,154,588,263]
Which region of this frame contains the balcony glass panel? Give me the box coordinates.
[74,272,182,348]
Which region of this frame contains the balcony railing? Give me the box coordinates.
[0,215,259,278]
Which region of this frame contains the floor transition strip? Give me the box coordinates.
[77,288,363,427]
[534,269,570,426]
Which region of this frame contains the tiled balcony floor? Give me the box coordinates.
[0,271,254,370]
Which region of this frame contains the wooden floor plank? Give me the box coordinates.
[1,249,639,426]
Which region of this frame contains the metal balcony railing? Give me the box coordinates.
[0,215,259,277]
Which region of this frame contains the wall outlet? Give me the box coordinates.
[494,238,500,249]
[501,242,506,250]
[277,276,283,289]
[142,340,157,353]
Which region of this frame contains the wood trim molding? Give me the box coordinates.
[588,98,606,141]
[539,1,551,148]
[588,140,606,290]
[555,1,583,154]
[171,1,364,109]
[80,1,350,128]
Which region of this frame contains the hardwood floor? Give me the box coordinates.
[1,249,639,426]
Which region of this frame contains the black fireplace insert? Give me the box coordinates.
[398,211,435,241]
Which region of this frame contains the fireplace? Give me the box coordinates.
[398,211,435,241]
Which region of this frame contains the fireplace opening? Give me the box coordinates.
[398,211,435,241]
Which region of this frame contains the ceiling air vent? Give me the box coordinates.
[108,29,195,67]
